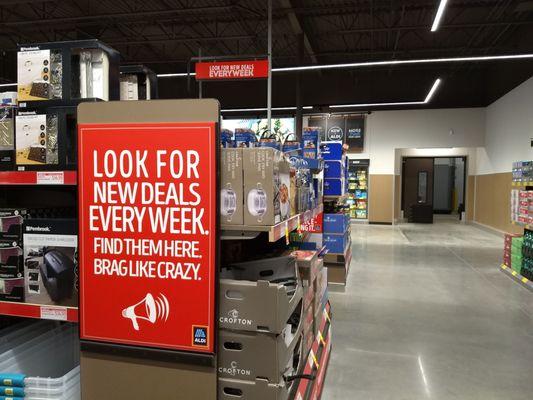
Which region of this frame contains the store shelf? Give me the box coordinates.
[500,264,533,292]
[221,204,323,242]
[511,181,533,187]
[0,301,78,322]
[0,171,77,185]
[511,220,532,230]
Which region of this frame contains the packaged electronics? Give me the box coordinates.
[15,106,77,170]
[0,242,24,302]
[219,255,302,334]
[23,219,78,307]
[301,127,322,159]
[221,148,244,225]
[235,129,257,148]
[119,65,158,101]
[243,148,291,226]
[17,40,120,105]
[0,106,15,169]
[320,141,344,160]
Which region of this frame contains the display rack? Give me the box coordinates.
[0,301,78,322]
[0,171,77,185]
[500,264,533,292]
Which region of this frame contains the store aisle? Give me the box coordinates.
[322,221,533,400]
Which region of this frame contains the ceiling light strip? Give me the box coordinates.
[0,83,17,88]
[431,0,449,32]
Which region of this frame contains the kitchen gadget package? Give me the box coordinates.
[23,219,78,307]
[0,106,15,169]
[17,48,61,102]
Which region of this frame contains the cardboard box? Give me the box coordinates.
[323,213,350,234]
[0,242,24,302]
[218,317,303,382]
[221,148,244,225]
[218,378,291,400]
[23,219,78,307]
[302,282,315,313]
[301,127,322,159]
[324,160,345,179]
[303,326,314,360]
[320,142,343,160]
[220,255,302,334]
[235,129,257,148]
[323,231,350,254]
[314,268,328,317]
[243,148,291,226]
[0,106,15,169]
[291,249,321,285]
[324,178,345,196]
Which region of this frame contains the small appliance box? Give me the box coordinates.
[0,106,15,169]
[221,148,244,225]
[243,148,291,226]
[324,160,344,179]
[23,219,78,307]
[301,127,322,159]
[324,178,345,196]
[0,241,24,302]
[320,141,344,160]
[15,107,77,170]
[0,209,28,243]
[323,231,350,254]
[323,213,350,234]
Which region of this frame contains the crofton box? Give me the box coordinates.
[219,255,302,334]
[218,313,303,382]
[323,232,350,254]
[320,141,343,160]
[219,378,291,400]
[221,148,244,225]
[324,160,345,179]
[324,178,345,196]
[323,213,350,234]
[243,148,291,226]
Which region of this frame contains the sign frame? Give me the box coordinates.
[195,59,269,81]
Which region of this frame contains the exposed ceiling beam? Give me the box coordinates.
[279,0,318,64]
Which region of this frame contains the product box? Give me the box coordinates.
[219,255,302,334]
[221,129,234,148]
[320,141,343,160]
[15,107,77,170]
[218,316,303,382]
[324,160,345,179]
[218,378,291,400]
[235,129,257,148]
[221,148,244,225]
[302,283,315,315]
[23,219,78,307]
[0,92,17,106]
[0,242,24,302]
[324,178,345,196]
[323,232,350,254]
[0,209,28,243]
[323,213,350,234]
[243,148,291,226]
[314,268,328,317]
[291,249,321,286]
[0,106,15,169]
[301,127,322,159]
[17,40,120,104]
[119,65,157,101]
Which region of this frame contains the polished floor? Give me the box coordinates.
[322,219,533,400]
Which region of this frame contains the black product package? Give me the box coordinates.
[0,209,29,244]
[0,241,24,302]
[23,219,78,307]
[0,106,16,170]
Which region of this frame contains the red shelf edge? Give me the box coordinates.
[0,301,78,322]
[0,171,77,185]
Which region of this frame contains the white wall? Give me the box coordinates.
[477,77,533,175]
[364,108,486,174]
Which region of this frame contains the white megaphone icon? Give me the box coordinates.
[122,293,170,331]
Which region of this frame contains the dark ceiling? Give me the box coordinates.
[1,0,533,111]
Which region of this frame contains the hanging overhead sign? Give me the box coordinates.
[78,122,217,354]
[195,60,269,81]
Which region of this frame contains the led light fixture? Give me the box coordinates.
[431,0,449,32]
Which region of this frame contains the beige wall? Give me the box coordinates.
[369,174,393,224]
[473,173,522,234]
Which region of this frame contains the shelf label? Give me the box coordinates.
[41,306,68,321]
[37,171,64,185]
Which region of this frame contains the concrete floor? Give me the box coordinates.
[322,219,533,400]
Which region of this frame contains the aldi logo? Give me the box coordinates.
[193,326,208,347]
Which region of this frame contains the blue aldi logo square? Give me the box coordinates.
[193,326,208,347]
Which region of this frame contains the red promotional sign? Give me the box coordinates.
[78,122,217,353]
[195,60,269,81]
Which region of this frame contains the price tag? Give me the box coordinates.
[37,171,64,185]
[40,306,68,321]
[285,222,290,245]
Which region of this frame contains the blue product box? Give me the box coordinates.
[320,142,343,160]
[234,129,257,148]
[324,178,345,196]
[324,161,344,179]
[301,127,322,159]
[324,232,350,254]
[220,129,234,148]
[323,213,350,234]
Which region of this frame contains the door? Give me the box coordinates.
[402,158,434,222]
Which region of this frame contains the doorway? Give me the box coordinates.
[401,156,467,223]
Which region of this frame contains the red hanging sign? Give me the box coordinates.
[78,122,217,353]
[195,60,269,81]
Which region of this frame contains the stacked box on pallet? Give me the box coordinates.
[517,190,533,225]
[511,236,524,273]
[522,230,533,280]
[218,256,304,400]
[503,233,521,267]
[510,190,520,223]
[321,142,346,196]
